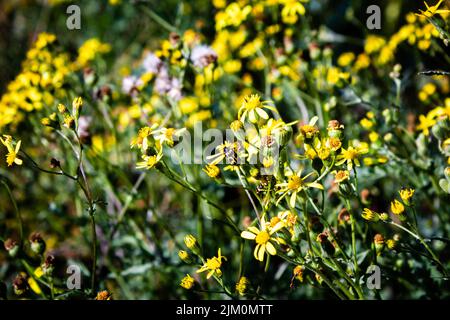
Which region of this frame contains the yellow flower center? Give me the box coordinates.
[255,231,270,245]
[344,147,358,160]
[335,170,349,183]
[270,217,281,227]
[287,175,302,190]
[206,257,221,270]
[301,125,318,137]
[243,94,261,111]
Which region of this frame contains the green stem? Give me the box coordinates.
[1,180,23,244]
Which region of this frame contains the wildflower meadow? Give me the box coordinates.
[0,0,449,301]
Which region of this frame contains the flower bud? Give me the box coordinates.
[180,274,195,290]
[309,216,324,233]
[379,212,389,221]
[399,188,414,205]
[72,97,83,118]
[50,158,61,169]
[29,232,46,255]
[327,120,343,138]
[386,239,397,250]
[374,234,385,254]
[4,238,20,257]
[178,250,193,264]
[317,233,335,256]
[83,67,97,86]
[338,208,350,225]
[293,265,305,283]
[13,274,28,296]
[184,234,200,254]
[95,290,113,300]
[362,208,379,222]
[235,276,250,296]
[57,104,67,114]
[42,255,55,275]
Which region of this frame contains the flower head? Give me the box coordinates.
[190,45,218,69]
[333,170,350,184]
[196,248,227,279]
[235,276,250,296]
[95,290,112,300]
[241,217,284,261]
[417,0,450,18]
[0,135,23,167]
[203,164,220,178]
[399,188,415,204]
[136,154,161,170]
[390,199,405,215]
[276,169,323,207]
[180,274,195,289]
[362,208,379,221]
[238,94,276,123]
[336,142,368,170]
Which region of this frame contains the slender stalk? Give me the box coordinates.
[1,180,23,244]
[344,198,360,277]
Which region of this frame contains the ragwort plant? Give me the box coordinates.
[0,0,449,300]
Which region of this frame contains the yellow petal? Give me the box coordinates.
[289,192,297,207]
[241,231,257,240]
[265,242,276,255]
[257,244,266,261]
[247,227,260,234]
[28,277,42,295]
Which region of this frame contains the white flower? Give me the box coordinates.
[142,52,163,74]
[154,67,183,101]
[190,45,217,69]
[122,75,143,95]
[167,78,183,102]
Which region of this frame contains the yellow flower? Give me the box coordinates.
[180,274,195,289]
[386,239,397,250]
[241,217,283,262]
[360,118,374,130]
[238,94,276,123]
[336,143,368,170]
[333,170,350,184]
[417,0,450,18]
[299,116,319,140]
[0,135,23,166]
[281,0,306,24]
[197,248,227,279]
[326,137,342,151]
[203,164,220,178]
[365,35,386,54]
[184,234,198,250]
[399,188,415,204]
[153,127,186,147]
[95,290,112,300]
[207,141,241,165]
[362,208,379,221]
[354,53,371,70]
[293,265,305,282]
[179,97,199,114]
[416,114,436,136]
[75,38,111,69]
[136,154,161,170]
[276,169,324,207]
[337,52,355,67]
[235,276,250,296]
[178,250,191,263]
[390,199,405,215]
